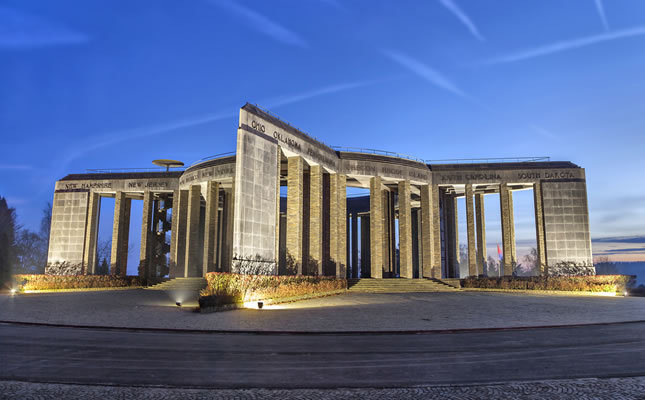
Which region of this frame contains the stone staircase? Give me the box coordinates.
[347,278,459,293]
[146,277,207,293]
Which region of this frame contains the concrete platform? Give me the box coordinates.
[1,289,644,332]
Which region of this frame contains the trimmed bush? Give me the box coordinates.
[200,272,347,306]
[462,275,635,293]
[14,274,142,291]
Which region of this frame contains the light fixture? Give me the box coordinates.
[624,291,628,297]
[257,301,264,309]
[10,288,16,295]
[176,301,181,307]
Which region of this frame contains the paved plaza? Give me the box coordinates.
[3,377,645,400]
[1,289,644,331]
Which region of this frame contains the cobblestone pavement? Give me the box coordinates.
[2,377,645,399]
[2,290,645,332]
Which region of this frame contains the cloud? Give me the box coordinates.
[382,49,470,99]
[208,0,307,48]
[438,0,485,41]
[0,6,89,50]
[529,125,559,140]
[265,80,376,108]
[56,79,376,171]
[593,236,645,244]
[594,0,610,31]
[483,25,645,64]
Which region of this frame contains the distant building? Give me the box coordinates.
[46,104,594,279]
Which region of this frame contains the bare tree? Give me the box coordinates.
[595,255,618,275]
[486,254,500,277]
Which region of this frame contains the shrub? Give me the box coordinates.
[14,274,142,291]
[462,275,635,293]
[200,272,347,305]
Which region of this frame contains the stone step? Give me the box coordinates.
[346,278,458,293]
[147,278,207,291]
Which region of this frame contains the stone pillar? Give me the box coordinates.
[412,209,422,278]
[533,182,547,275]
[351,213,358,279]
[369,176,384,278]
[388,191,396,276]
[138,191,153,280]
[169,189,180,273]
[346,215,350,278]
[475,192,486,275]
[170,189,189,277]
[509,190,516,263]
[203,181,220,275]
[398,180,413,278]
[419,185,436,278]
[443,191,459,278]
[110,191,131,276]
[223,181,235,272]
[330,173,347,278]
[286,156,304,274]
[499,184,515,275]
[276,154,282,271]
[465,184,477,277]
[360,215,370,277]
[184,185,201,277]
[309,165,323,275]
[83,192,100,274]
[431,185,441,277]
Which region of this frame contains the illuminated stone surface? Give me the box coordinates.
[45,103,594,278]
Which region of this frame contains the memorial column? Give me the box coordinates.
[419,184,435,278]
[138,191,153,280]
[465,184,477,276]
[370,176,385,278]
[286,156,304,274]
[499,183,514,275]
[83,192,100,274]
[309,165,323,275]
[398,180,413,278]
[110,191,131,276]
[170,189,188,277]
[533,182,547,275]
[475,192,487,275]
[330,173,347,278]
[351,213,358,279]
[203,181,220,275]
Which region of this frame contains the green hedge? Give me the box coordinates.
[14,274,142,291]
[462,275,635,293]
[201,272,347,306]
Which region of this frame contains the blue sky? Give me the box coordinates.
[2,0,645,263]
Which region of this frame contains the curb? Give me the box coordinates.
[17,287,145,294]
[461,288,625,296]
[1,319,643,336]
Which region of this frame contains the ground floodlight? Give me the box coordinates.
[176,301,181,307]
[10,288,16,295]
[624,291,628,297]
[258,301,264,309]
